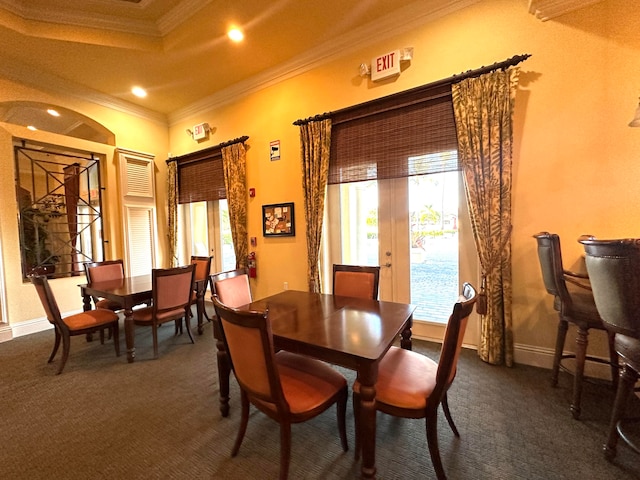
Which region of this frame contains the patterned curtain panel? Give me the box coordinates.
[221,142,249,269]
[452,67,520,366]
[299,118,331,293]
[167,160,178,267]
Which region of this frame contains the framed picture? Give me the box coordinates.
[262,202,295,237]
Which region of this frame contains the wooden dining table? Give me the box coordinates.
[79,274,209,362]
[215,289,415,480]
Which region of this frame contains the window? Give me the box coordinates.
[15,141,105,280]
[322,81,465,323]
[170,144,239,272]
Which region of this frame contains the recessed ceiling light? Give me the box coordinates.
[132,86,147,98]
[47,109,60,117]
[228,27,244,42]
[27,125,37,131]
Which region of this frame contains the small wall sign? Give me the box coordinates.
[371,50,401,82]
[192,122,209,140]
[270,140,281,161]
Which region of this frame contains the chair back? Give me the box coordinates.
[190,256,212,283]
[435,282,477,392]
[533,232,569,301]
[210,268,252,308]
[580,236,640,338]
[332,264,380,300]
[152,265,196,314]
[30,275,64,328]
[84,259,124,284]
[211,295,286,408]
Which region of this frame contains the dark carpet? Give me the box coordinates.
[1,310,639,479]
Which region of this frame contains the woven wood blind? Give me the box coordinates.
[328,82,458,184]
[174,146,225,204]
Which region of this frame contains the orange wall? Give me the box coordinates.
[168,0,640,366]
[1,0,639,369]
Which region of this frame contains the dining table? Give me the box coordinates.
[215,289,415,480]
[79,273,209,362]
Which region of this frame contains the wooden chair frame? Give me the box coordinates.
[30,274,120,374]
[332,264,381,300]
[131,264,196,359]
[580,236,640,460]
[353,283,476,480]
[534,231,618,419]
[212,295,348,480]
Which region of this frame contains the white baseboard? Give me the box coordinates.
[11,316,53,338]
[0,322,13,343]
[411,333,613,381]
[3,314,614,381]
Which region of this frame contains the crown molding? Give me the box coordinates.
[528,0,604,21]
[157,0,212,35]
[169,0,480,124]
[0,55,168,126]
[0,0,211,37]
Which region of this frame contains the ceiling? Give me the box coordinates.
[0,0,602,133]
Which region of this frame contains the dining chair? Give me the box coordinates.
[84,259,125,343]
[189,255,213,320]
[332,264,381,300]
[533,231,618,419]
[352,282,476,480]
[580,235,640,460]
[176,255,213,335]
[130,264,196,359]
[211,294,348,480]
[209,268,252,308]
[30,274,120,374]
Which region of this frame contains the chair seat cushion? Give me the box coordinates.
[132,306,186,324]
[354,346,437,411]
[566,285,605,328]
[95,298,122,311]
[63,309,119,331]
[265,351,346,415]
[615,334,640,371]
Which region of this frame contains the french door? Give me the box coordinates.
[179,200,235,273]
[323,171,466,325]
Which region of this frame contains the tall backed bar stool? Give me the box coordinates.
[580,235,640,459]
[533,232,618,419]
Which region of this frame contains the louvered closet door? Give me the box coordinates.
[126,206,155,276]
[117,148,158,277]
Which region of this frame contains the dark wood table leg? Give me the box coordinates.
[124,307,136,363]
[400,320,412,351]
[213,321,230,417]
[82,293,95,342]
[358,366,378,480]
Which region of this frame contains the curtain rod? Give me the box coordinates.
[166,135,249,164]
[293,53,531,126]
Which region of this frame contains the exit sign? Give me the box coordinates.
[371,50,400,81]
[192,122,208,140]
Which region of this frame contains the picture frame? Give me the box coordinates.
[262,202,295,237]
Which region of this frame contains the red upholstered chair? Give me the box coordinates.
[84,259,125,343]
[212,295,348,480]
[533,232,618,419]
[131,265,196,359]
[353,283,477,480]
[332,264,380,300]
[84,259,125,311]
[210,268,252,308]
[30,274,120,374]
[189,255,213,319]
